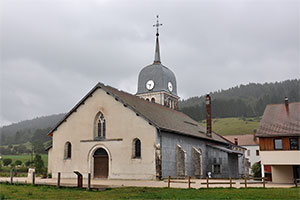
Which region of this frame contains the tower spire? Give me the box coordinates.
[153,15,162,64]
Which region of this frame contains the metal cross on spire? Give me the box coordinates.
[153,15,163,36]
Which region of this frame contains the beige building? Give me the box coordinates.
[257,99,300,184]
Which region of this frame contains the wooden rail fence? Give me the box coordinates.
[164,176,195,189]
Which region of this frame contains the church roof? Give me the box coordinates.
[48,83,234,146]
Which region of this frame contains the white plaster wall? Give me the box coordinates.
[271,165,294,183]
[261,151,300,165]
[47,148,52,174]
[243,145,260,172]
[49,88,157,179]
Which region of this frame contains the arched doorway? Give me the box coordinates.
[93,148,109,178]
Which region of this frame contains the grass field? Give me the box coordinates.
[200,117,261,135]
[1,154,48,166]
[0,183,299,200]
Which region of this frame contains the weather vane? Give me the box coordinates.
[153,15,163,36]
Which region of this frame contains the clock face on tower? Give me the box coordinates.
[168,82,173,92]
[146,80,155,90]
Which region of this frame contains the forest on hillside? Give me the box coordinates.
[179,79,300,121]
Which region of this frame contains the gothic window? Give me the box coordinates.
[96,112,106,139]
[133,138,141,158]
[64,142,72,159]
[151,98,155,103]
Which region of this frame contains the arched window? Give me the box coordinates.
[151,98,155,103]
[96,112,106,138]
[64,142,72,159]
[133,138,141,158]
[146,98,150,101]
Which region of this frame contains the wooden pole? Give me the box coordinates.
[188,176,191,189]
[32,172,35,185]
[244,177,247,188]
[168,176,170,188]
[88,173,91,190]
[206,177,209,188]
[230,177,232,188]
[57,172,61,187]
[10,170,13,184]
[263,177,265,188]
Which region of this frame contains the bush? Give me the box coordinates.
[15,160,22,166]
[3,159,12,166]
[47,173,52,178]
[17,167,29,173]
[25,160,33,167]
[251,162,262,177]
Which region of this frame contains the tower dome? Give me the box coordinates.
[136,15,179,109]
[137,62,177,95]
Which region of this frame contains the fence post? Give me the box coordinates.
[206,177,209,188]
[32,172,35,185]
[57,172,61,187]
[230,177,232,188]
[263,177,265,188]
[168,176,170,188]
[10,170,13,184]
[188,176,191,189]
[244,177,247,188]
[88,173,91,190]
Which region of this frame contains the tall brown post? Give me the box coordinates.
[206,95,212,137]
[57,172,61,187]
[263,177,265,188]
[168,176,170,188]
[244,177,247,188]
[188,176,191,189]
[88,173,91,190]
[230,177,232,188]
[32,172,35,185]
[206,177,209,188]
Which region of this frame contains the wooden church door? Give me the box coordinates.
[93,148,109,178]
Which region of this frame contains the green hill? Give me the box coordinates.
[200,117,261,136]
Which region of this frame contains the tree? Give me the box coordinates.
[15,160,22,166]
[33,154,44,174]
[251,162,262,177]
[3,158,12,166]
[31,140,45,154]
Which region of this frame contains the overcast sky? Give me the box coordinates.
[0,0,299,126]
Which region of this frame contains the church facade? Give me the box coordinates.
[47,19,243,179]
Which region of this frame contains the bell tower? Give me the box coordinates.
[136,16,179,109]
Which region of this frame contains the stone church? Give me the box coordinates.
[47,19,243,180]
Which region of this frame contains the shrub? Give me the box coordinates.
[25,160,33,167]
[47,173,52,178]
[15,160,22,166]
[251,162,262,177]
[3,159,12,166]
[33,154,44,174]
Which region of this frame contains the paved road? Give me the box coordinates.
[0,177,295,189]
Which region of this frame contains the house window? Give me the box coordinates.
[256,150,259,156]
[247,150,250,156]
[290,138,299,150]
[212,164,221,174]
[64,142,72,159]
[274,139,283,150]
[151,98,155,103]
[96,113,106,138]
[133,138,141,158]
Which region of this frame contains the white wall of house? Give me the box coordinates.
[48,88,157,179]
[243,145,260,173]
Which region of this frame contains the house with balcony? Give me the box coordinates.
[256,98,300,184]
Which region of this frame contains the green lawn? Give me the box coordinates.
[1,154,48,167]
[0,183,299,200]
[200,117,261,135]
